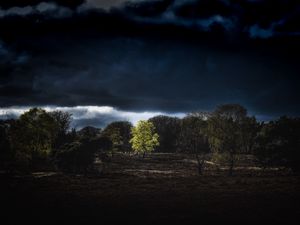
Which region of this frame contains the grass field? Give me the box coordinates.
[1,153,299,224]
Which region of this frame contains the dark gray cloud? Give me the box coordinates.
[0,35,299,116]
[0,0,299,120]
[0,0,299,38]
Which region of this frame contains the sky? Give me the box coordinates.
[0,0,299,128]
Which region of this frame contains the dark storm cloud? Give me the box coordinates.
[1,35,299,116]
[0,41,30,65]
[114,0,300,38]
[0,0,299,118]
[0,0,299,38]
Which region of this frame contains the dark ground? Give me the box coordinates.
[1,153,300,224]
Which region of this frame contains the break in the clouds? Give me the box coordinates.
[0,106,185,129]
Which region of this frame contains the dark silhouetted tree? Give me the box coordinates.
[9,108,57,170]
[0,119,14,171]
[77,126,102,140]
[178,115,210,175]
[149,115,181,152]
[49,110,72,149]
[55,136,112,174]
[254,117,300,172]
[207,104,256,176]
[239,116,260,154]
[102,121,133,156]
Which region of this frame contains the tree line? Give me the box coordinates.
[0,104,299,175]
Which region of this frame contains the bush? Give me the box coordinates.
[54,137,112,174]
[254,117,300,172]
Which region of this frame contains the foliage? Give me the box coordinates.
[239,116,261,154]
[207,104,258,175]
[54,137,112,173]
[9,108,57,170]
[77,126,101,140]
[178,115,209,153]
[130,120,159,157]
[148,116,181,152]
[254,117,300,172]
[0,120,14,170]
[178,115,210,174]
[102,121,133,155]
[49,110,72,149]
[1,105,299,175]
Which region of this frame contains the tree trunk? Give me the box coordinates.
[143,152,146,159]
[228,153,234,176]
[195,153,203,175]
[111,151,114,158]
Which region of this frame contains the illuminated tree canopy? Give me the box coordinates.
[130,120,159,157]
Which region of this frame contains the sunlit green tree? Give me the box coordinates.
[130,120,159,158]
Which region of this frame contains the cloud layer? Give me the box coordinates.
[0,0,299,121]
[0,2,73,18]
[0,0,299,38]
[0,34,299,116]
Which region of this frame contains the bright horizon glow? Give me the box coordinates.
[0,105,186,129]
